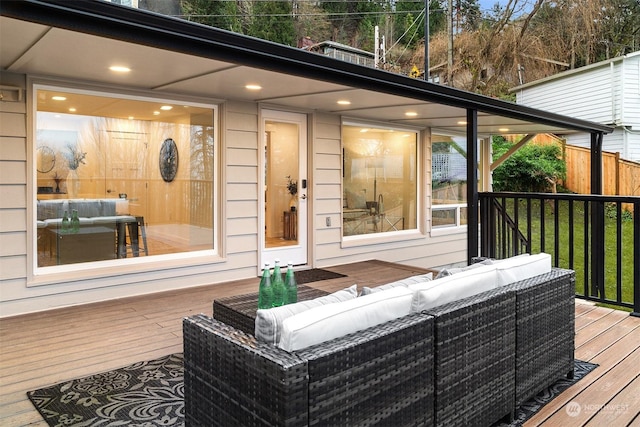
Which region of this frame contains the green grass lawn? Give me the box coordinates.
[503,199,636,312]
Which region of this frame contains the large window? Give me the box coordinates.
[342,123,417,237]
[431,134,467,229]
[35,87,216,268]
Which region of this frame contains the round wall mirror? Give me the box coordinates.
[37,146,56,173]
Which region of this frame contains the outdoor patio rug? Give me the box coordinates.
[28,355,596,427]
[275,268,346,284]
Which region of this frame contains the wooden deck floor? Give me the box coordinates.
[1,260,639,426]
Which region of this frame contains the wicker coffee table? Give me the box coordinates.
[213,284,330,335]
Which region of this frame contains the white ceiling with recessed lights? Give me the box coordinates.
[0,15,593,136]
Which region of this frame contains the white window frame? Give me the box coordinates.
[28,82,221,286]
[341,119,424,246]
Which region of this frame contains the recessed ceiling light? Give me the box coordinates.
[499,128,510,132]
[245,84,262,90]
[360,128,369,133]
[52,96,66,101]
[405,111,418,117]
[68,107,76,112]
[128,116,134,120]
[160,105,173,111]
[153,111,160,115]
[109,65,131,73]
[337,100,351,105]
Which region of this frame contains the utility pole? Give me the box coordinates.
[447,0,453,86]
[424,0,429,81]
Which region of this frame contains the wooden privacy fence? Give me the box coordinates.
[563,145,640,197]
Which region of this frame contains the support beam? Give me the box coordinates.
[467,109,479,264]
[490,134,536,171]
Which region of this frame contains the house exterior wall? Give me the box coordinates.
[514,52,640,162]
[0,72,466,318]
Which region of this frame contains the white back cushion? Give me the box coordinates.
[278,286,414,352]
[360,272,433,295]
[409,264,499,312]
[254,285,357,345]
[495,252,551,286]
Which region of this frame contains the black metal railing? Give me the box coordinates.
[480,192,640,316]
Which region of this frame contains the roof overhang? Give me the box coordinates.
[1,0,613,137]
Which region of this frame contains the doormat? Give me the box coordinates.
[28,356,596,427]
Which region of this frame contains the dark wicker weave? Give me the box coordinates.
[213,285,330,335]
[507,268,576,408]
[425,286,516,427]
[184,267,576,427]
[183,312,435,427]
[297,312,435,426]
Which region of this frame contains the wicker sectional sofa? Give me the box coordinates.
[183,264,575,427]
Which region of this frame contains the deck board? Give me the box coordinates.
[1,261,638,427]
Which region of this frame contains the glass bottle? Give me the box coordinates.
[71,209,80,233]
[257,262,273,310]
[61,210,70,234]
[271,259,285,307]
[284,262,298,304]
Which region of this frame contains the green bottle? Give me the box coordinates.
[284,262,298,304]
[71,209,80,233]
[258,262,273,310]
[271,259,285,307]
[61,210,70,234]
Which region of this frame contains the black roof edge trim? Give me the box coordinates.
[2,0,613,135]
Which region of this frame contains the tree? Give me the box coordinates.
[492,136,566,193]
[248,1,296,46]
[181,0,242,33]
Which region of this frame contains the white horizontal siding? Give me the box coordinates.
[517,65,615,123]
[622,56,640,127]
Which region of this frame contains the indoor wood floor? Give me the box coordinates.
[1,260,638,426]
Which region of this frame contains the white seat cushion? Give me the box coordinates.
[409,264,499,312]
[278,286,413,352]
[360,272,433,295]
[255,285,357,345]
[495,252,551,286]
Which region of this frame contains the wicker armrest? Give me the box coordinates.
[297,312,436,426]
[183,314,309,426]
[506,268,576,407]
[425,286,517,427]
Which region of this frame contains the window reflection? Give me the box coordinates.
[342,124,417,237]
[35,88,215,267]
[432,134,467,229]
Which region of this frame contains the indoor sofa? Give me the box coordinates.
[183,255,575,427]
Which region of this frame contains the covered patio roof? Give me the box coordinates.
[0,0,613,137]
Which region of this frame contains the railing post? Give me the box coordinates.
[590,132,605,299]
[466,109,479,264]
[633,201,640,317]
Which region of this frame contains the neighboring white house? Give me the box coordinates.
[512,51,640,162]
[0,1,610,318]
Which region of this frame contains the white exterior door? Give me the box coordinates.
[261,110,308,267]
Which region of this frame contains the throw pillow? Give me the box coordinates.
[254,284,357,345]
[495,252,551,286]
[345,189,367,209]
[409,264,499,312]
[278,286,413,352]
[435,258,495,279]
[360,272,433,295]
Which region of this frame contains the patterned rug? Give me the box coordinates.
[28,355,596,427]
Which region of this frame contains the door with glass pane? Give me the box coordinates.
[261,110,307,266]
